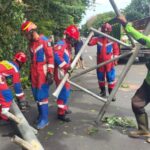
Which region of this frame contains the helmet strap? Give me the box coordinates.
[14,60,23,69]
[66,35,76,46]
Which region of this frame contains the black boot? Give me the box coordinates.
[128,113,150,138]
[65,109,72,115]
[100,86,106,97]
[108,88,116,101]
[58,114,71,122]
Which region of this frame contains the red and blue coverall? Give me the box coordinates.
[29,35,54,125]
[29,35,54,103]
[0,60,24,120]
[54,40,71,115]
[88,37,120,91]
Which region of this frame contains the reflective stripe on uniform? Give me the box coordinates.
[59,61,67,68]
[38,101,48,105]
[16,92,24,97]
[48,64,54,68]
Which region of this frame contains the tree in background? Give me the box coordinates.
[0,0,26,59]
[0,0,94,88]
[125,0,150,21]
[81,0,150,36]
[23,0,94,37]
[0,0,95,53]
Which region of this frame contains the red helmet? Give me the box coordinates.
[64,25,80,40]
[101,23,112,32]
[21,21,37,33]
[14,52,27,63]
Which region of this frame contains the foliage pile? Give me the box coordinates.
[102,115,136,129]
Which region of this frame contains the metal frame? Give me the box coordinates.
[71,49,134,80]
[52,0,150,126]
[96,21,150,124]
[68,80,107,103]
[90,27,132,49]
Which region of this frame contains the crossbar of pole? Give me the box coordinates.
[71,50,134,79]
[11,101,44,150]
[53,31,94,98]
[96,21,150,124]
[90,27,132,49]
[68,80,107,103]
[109,0,135,47]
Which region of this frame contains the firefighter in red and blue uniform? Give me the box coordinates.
[21,21,54,129]
[88,23,120,101]
[54,25,80,122]
[0,52,27,124]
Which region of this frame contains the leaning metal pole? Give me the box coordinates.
[90,28,132,49]
[96,21,150,124]
[71,50,134,79]
[68,80,107,103]
[71,27,133,80]
[11,101,44,150]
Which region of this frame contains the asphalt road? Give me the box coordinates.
[0,45,150,150]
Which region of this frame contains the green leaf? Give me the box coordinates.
[47,131,54,136]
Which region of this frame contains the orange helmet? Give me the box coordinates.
[21,21,37,33]
[64,25,80,40]
[101,23,112,32]
[14,52,27,63]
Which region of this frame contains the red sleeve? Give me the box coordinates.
[43,41,54,74]
[88,37,99,46]
[12,72,20,83]
[113,42,120,57]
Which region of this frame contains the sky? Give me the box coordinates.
[80,0,132,25]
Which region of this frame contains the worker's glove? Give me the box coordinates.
[116,15,128,27]
[17,97,28,111]
[65,65,73,77]
[67,68,73,77]
[46,73,53,85]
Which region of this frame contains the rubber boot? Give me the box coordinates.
[65,109,72,115]
[57,108,71,122]
[58,114,71,122]
[128,113,150,138]
[36,104,49,130]
[34,104,41,124]
[65,106,72,115]
[108,88,116,102]
[100,86,106,97]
